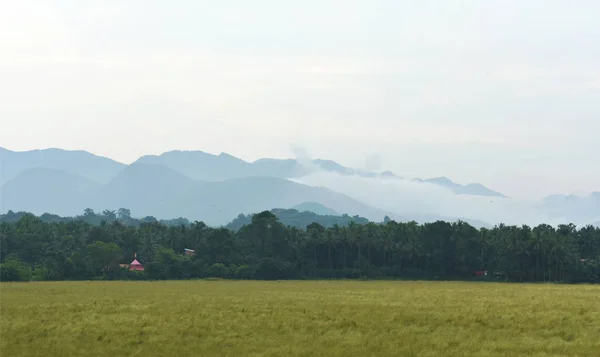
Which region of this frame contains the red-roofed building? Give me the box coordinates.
[120,254,145,271]
[129,258,144,271]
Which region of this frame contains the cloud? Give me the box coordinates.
[290,145,319,172]
[0,0,598,199]
[285,146,559,226]
[364,153,382,172]
[291,171,577,227]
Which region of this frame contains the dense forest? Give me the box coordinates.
[226,209,369,230]
[0,209,191,227]
[0,208,369,230]
[1,209,599,283]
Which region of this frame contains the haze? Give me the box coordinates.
[1,0,598,199]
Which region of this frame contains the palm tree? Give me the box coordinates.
[348,221,363,276]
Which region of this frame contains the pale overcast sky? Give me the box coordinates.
[1,0,598,199]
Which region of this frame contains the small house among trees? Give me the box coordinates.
[120,254,144,271]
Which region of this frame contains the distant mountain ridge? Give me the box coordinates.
[413,177,507,197]
[1,147,505,197]
[0,147,125,184]
[1,163,495,227]
[135,150,505,197]
[540,192,600,226]
[292,202,338,216]
[6,146,599,226]
[1,163,399,226]
[134,150,397,181]
[225,208,370,231]
[1,168,101,216]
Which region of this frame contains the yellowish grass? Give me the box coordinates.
[1,281,599,357]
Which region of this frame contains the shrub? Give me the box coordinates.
[235,265,252,279]
[206,263,230,278]
[253,258,296,280]
[0,255,32,282]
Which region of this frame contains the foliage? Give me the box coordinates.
[206,263,230,278]
[0,254,32,282]
[0,209,190,227]
[86,241,122,275]
[1,210,599,283]
[226,209,369,231]
[1,281,599,357]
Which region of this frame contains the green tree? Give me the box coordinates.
[0,254,32,282]
[86,241,122,276]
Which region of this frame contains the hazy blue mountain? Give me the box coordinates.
[0,168,101,216]
[0,147,125,184]
[133,150,362,180]
[0,163,394,225]
[380,171,397,177]
[93,163,199,217]
[225,208,369,231]
[540,192,600,225]
[181,176,396,225]
[136,151,505,196]
[312,159,356,175]
[2,146,506,198]
[251,158,313,178]
[413,215,492,229]
[1,162,496,227]
[135,150,253,181]
[292,202,338,216]
[414,177,506,197]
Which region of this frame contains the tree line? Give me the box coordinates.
[0,208,369,231]
[1,210,599,283]
[0,208,191,227]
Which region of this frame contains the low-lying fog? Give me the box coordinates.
[292,171,596,228]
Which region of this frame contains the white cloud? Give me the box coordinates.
[0,0,598,198]
[292,171,582,227]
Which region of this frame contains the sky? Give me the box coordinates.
[1,0,598,199]
[293,172,561,227]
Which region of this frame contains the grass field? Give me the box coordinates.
[1,281,599,357]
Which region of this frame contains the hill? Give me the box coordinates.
[0,209,190,227]
[93,163,198,218]
[0,147,125,184]
[0,168,101,216]
[225,208,369,230]
[292,202,338,215]
[1,146,506,198]
[414,177,506,197]
[135,150,253,181]
[540,193,600,225]
[0,163,393,226]
[134,150,365,180]
[135,150,506,197]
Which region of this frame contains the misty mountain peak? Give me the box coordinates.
[0,147,125,184]
[428,177,454,185]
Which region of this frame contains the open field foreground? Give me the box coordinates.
[1,281,599,357]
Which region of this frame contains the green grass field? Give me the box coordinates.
[1,281,599,357]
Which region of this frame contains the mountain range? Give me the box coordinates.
[1,162,394,225]
[225,207,370,231]
[539,192,600,225]
[0,147,125,184]
[1,147,598,227]
[1,147,504,196]
[413,177,506,197]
